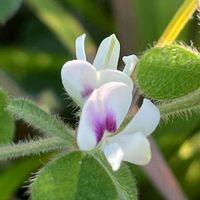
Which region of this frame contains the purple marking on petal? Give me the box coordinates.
[105,110,117,132]
[88,104,105,143]
[82,85,94,98]
[89,106,117,144]
[93,115,105,143]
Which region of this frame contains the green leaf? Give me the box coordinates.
[0,48,67,94]
[133,44,200,100]
[7,98,75,147]
[63,0,113,33]
[31,151,117,200]
[0,48,65,75]
[0,0,22,24]
[0,137,67,161]
[0,88,14,143]
[93,151,138,200]
[26,0,95,53]
[31,151,137,200]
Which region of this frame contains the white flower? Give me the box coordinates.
[77,82,160,171]
[61,34,138,106]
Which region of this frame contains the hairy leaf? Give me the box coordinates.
[7,98,75,147]
[31,151,137,200]
[93,151,138,200]
[133,45,200,100]
[0,137,67,161]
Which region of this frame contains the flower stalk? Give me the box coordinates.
[156,0,198,47]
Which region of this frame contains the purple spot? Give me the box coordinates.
[93,115,105,143]
[82,85,94,98]
[89,104,105,143]
[89,105,117,144]
[105,110,117,132]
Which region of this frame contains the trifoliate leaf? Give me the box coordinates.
[31,151,137,200]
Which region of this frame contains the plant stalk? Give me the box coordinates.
[156,0,198,47]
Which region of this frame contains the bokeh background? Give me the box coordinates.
[0,0,200,199]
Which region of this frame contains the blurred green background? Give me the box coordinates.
[0,0,200,199]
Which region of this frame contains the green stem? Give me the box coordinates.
[159,88,200,119]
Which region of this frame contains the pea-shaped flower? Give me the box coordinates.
[61,34,138,106]
[77,82,160,171]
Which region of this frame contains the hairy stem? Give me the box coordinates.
[159,88,200,119]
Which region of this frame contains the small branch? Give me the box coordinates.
[128,88,142,116]
[158,88,200,119]
[143,138,188,200]
[0,137,67,161]
[156,0,198,47]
